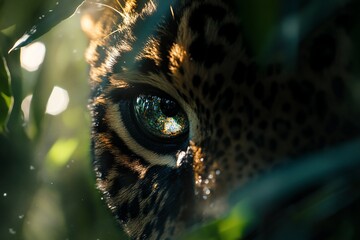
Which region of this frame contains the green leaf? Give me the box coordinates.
[0,55,13,133]
[9,0,84,52]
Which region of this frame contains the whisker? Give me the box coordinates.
[104,29,121,39]
[88,1,125,18]
[115,0,126,12]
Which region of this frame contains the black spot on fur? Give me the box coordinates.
[282,103,292,113]
[134,0,147,13]
[254,134,265,148]
[273,119,292,139]
[288,80,315,105]
[117,200,130,223]
[202,81,210,98]
[266,63,282,76]
[205,109,211,119]
[215,150,226,159]
[302,125,314,137]
[92,104,108,133]
[188,4,226,33]
[232,61,247,85]
[192,75,201,88]
[206,44,226,67]
[263,81,278,109]
[246,131,254,141]
[141,202,153,216]
[223,137,231,146]
[142,201,151,215]
[229,118,242,139]
[136,58,159,73]
[296,110,307,125]
[94,45,107,68]
[217,87,234,111]
[111,54,126,73]
[246,63,257,86]
[215,113,221,123]
[218,22,239,44]
[254,81,265,100]
[248,147,256,155]
[209,84,219,100]
[315,91,328,119]
[108,166,139,197]
[189,89,195,100]
[95,150,114,180]
[292,136,300,147]
[216,128,224,138]
[140,182,152,199]
[332,76,345,100]
[214,73,224,84]
[129,196,140,219]
[258,120,268,130]
[268,138,277,151]
[325,114,340,132]
[309,33,337,72]
[243,96,255,124]
[235,152,249,165]
[189,36,226,67]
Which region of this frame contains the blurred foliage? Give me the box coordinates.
[0,55,12,132]
[0,0,126,239]
[182,139,360,240]
[0,0,360,240]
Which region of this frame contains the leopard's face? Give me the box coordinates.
[84,0,359,239]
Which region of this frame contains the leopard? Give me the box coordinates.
[82,0,360,239]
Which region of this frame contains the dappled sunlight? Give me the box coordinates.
[45,138,78,167]
[0,2,129,240]
[45,86,69,116]
[23,187,66,240]
[21,95,33,122]
[20,42,46,72]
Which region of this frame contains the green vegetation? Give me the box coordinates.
[0,0,126,239]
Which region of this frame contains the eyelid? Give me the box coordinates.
[109,84,177,102]
[109,84,190,154]
[106,102,178,167]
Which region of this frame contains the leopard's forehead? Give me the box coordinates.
[85,0,360,239]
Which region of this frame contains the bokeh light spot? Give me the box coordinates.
[45,86,69,115]
[20,42,46,72]
[21,95,33,122]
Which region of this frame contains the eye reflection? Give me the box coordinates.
[134,94,189,138]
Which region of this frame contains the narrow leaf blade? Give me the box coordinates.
[9,0,84,52]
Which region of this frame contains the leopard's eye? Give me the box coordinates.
[114,87,190,153]
[133,94,189,139]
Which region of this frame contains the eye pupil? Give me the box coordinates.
[133,93,189,140]
[160,98,180,117]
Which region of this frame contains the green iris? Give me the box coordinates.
[134,94,189,138]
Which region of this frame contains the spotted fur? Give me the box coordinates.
[83,0,360,239]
